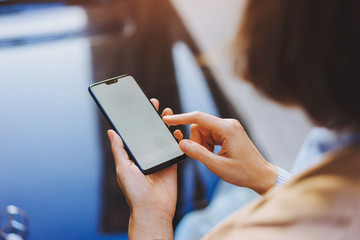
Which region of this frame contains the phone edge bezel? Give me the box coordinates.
[88,74,186,175]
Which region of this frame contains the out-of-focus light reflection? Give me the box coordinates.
[0,6,87,40]
[0,5,110,239]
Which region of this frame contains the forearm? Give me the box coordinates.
[129,210,174,240]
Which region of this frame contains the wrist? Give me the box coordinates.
[252,162,278,195]
[129,209,174,240]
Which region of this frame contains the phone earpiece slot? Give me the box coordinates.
[106,79,118,85]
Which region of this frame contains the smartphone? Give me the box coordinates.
[88,75,186,174]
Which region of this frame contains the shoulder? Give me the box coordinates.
[203,145,360,240]
[282,145,360,213]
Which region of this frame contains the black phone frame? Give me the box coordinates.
[88,74,186,175]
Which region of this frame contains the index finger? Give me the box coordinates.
[163,111,224,130]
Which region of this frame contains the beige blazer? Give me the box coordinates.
[203,145,360,240]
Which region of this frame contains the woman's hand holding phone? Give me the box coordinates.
[163,111,278,195]
[109,101,278,238]
[107,98,179,240]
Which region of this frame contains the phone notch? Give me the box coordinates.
[105,79,118,85]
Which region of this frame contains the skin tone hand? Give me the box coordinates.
[107,98,179,240]
[108,102,276,238]
[163,111,278,195]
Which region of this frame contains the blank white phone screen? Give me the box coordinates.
[91,76,183,170]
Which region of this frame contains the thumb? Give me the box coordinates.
[107,130,132,171]
[179,139,221,167]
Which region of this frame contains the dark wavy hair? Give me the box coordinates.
[236,0,360,129]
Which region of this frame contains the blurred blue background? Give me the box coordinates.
[0,4,119,239]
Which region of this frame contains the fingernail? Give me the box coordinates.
[163,115,172,120]
[179,140,190,151]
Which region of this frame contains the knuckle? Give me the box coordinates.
[192,111,202,117]
[226,119,243,131]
